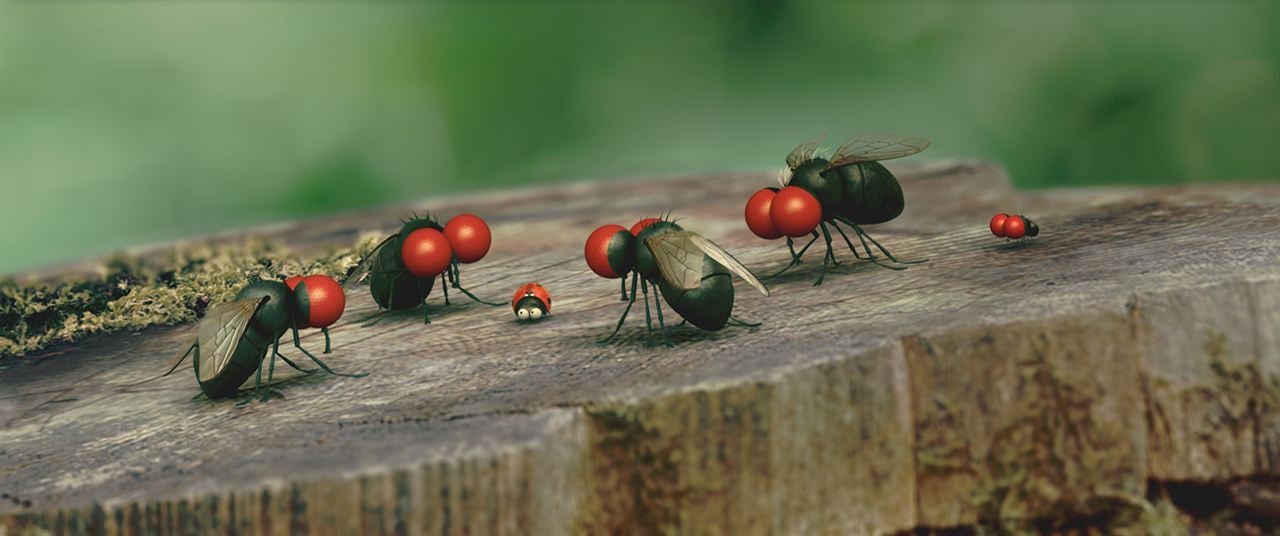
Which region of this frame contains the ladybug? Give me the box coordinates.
[989,213,1040,240]
[512,283,552,322]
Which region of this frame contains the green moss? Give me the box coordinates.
[0,235,383,359]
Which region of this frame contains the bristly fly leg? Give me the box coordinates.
[766,232,819,279]
[640,279,654,337]
[601,272,640,343]
[829,220,870,260]
[449,260,503,307]
[650,284,674,348]
[815,222,837,286]
[291,327,367,378]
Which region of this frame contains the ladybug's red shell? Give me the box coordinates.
[512,283,551,313]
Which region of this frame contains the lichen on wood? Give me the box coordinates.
[0,235,382,359]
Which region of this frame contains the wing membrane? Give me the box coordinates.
[646,231,770,296]
[196,297,267,382]
[785,133,827,169]
[824,132,930,171]
[341,234,398,291]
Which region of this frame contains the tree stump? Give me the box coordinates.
[2,162,1278,534]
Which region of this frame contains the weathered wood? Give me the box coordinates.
[2,161,1279,534]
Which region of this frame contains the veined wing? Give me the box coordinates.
[785,133,827,169]
[341,234,398,291]
[824,132,930,171]
[646,230,770,296]
[196,297,268,382]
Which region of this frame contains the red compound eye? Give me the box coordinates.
[629,217,660,236]
[295,275,345,329]
[770,186,822,237]
[284,275,304,290]
[1003,215,1026,239]
[585,224,635,278]
[989,213,1009,237]
[744,188,783,239]
[443,213,492,264]
[401,228,453,277]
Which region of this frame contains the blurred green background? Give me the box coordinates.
[2,1,1278,275]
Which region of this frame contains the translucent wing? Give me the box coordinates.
[196,297,268,382]
[646,230,770,296]
[785,133,827,169]
[341,234,398,291]
[824,132,930,171]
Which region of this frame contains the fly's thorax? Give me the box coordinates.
[234,280,294,339]
[634,220,682,281]
[394,214,445,240]
[788,158,843,211]
[834,161,904,225]
[396,216,444,251]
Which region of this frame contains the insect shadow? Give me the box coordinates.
[354,301,469,328]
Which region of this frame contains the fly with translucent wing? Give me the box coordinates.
[163,276,365,404]
[342,212,503,325]
[584,215,769,347]
[742,132,932,285]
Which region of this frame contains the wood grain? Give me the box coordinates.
[2,162,1279,534]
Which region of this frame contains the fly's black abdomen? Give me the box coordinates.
[368,241,432,310]
[197,327,273,399]
[370,270,432,310]
[657,258,733,331]
[834,161,905,225]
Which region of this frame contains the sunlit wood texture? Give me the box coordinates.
[2,162,1279,534]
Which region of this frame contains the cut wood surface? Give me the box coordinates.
[2,162,1279,534]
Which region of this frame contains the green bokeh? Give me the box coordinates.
[2,1,1278,275]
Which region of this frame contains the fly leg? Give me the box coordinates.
[449,261,503,307]
[765,232,819,279]
[829,220,870,260]
[276,352,316,374]
[601,272,639,343]
[259,339,287,402]
[237,354,266,407]
[820,222,841,266]
[845,218,926,266]
[441,275,451,306]
[815,223,837,286]
[641,279,655,338]
[292,327,368,378]
[727,315,762,328]
[163,343,196,377]
[322,327,332,354]
[619,277,628,301]
[651,286,674,348]
[857,224,926,264]
[833,216,909,271]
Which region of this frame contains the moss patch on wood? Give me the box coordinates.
[0,235,382,359]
